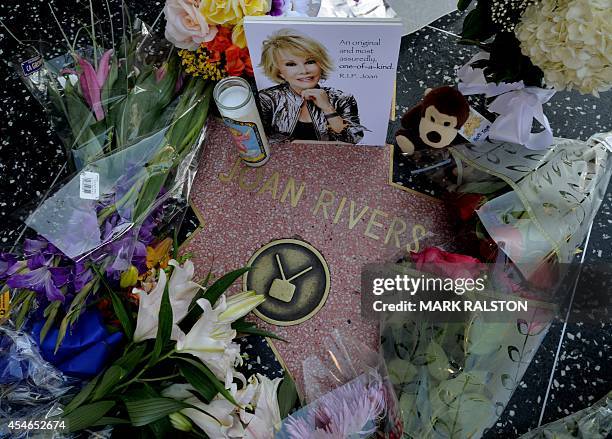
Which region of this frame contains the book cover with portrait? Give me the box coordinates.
[243,17,403,146]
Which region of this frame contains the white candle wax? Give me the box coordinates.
[214,79,270,167]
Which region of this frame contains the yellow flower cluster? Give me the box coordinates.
[178,47,227,81]
[199,0,270,26]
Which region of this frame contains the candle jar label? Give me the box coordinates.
[223,117,268,165]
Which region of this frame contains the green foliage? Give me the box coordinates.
[277,373,299,419]
[232,319,288,342]
[109,288,135,339]
[175,356,239,406]
[457,0,473,11]
[148,279,174,366]
[125,398,192,427]
[178,267,250,333]
[62,400,116,432]
[178,359,217,403]
[458,0,545,87]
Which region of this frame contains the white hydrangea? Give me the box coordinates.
[515,0,612,96]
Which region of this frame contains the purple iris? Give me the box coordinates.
[7,265,71,302]
[269,0,285,16]
[0,253,19,280]
[72,261,94,292]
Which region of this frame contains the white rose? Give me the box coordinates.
[164,0,218,50]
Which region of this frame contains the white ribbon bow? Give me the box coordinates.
[457,52,556,150]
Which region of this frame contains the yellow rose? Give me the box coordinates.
[200,0,270,26]
[231,20,248,49]
[243,0,270,16]
[200,0,242,25]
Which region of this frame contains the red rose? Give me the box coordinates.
[410,247,482,279]
[479,238,499,261]
[452,193,486,221]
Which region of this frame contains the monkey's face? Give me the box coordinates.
[419,105,458,148]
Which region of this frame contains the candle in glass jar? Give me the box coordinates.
[213,77,270,167]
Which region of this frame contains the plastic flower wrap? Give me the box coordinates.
[515,0,612,96]
[450,133,612,279]
[0,326,75,438]
[519,391,612,438]
[380,252,555,438]
[279,330,403,438]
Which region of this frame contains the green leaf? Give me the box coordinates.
[116,344,147,372]
[125,397,191,427]
[92,365,125,401]
[461,2,494,42]
[14,291,35,329]
[101,56,119,114]
[62,375,101,415]
[178,360,217,403]
[457,0,473,11]
[91,417,131,426]
[231,319,256,331]
[203,267,250,305]
[175,356,239,406]
[39,301,61,343]
[63,400,116,432]
[149,282,173,366]
[148,413,174,438]
[109,289,134,339]
[278,373,299,419]
[179,267,250,333]
[234,326,288,342]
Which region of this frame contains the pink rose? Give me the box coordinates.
[164,0,218,50]
[410,247,482,279]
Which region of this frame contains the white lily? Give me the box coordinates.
[167,259,203,340]
[163,378,259,438]
[241,374,283,439]
[132,259,202,343]
[176,293,265,387]
[220,291,267,323]
[133,268,167,342]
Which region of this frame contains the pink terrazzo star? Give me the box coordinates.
[184,118,453,393]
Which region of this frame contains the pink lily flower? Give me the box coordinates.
[77,49,113,121]
[155,63,168,83]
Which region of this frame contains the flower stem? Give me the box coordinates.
[115,348,176,391]
[138,373,180,382]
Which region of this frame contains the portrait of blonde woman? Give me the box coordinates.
[257,29,365,144]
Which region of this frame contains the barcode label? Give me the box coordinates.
[79,171,100,200]
[0,290,9,320]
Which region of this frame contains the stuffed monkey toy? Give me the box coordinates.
[396,86,470,156]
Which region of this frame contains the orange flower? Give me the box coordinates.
[206,27,232,53]
[146,238,173,269]
[225,44,245,76]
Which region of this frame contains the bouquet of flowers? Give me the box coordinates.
[448,132,612,280]
[280,330,403,438]
[457,0,612,96]
[164,0,309,80]
[381,247,555,438]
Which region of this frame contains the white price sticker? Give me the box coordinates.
[79,171,100,200]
